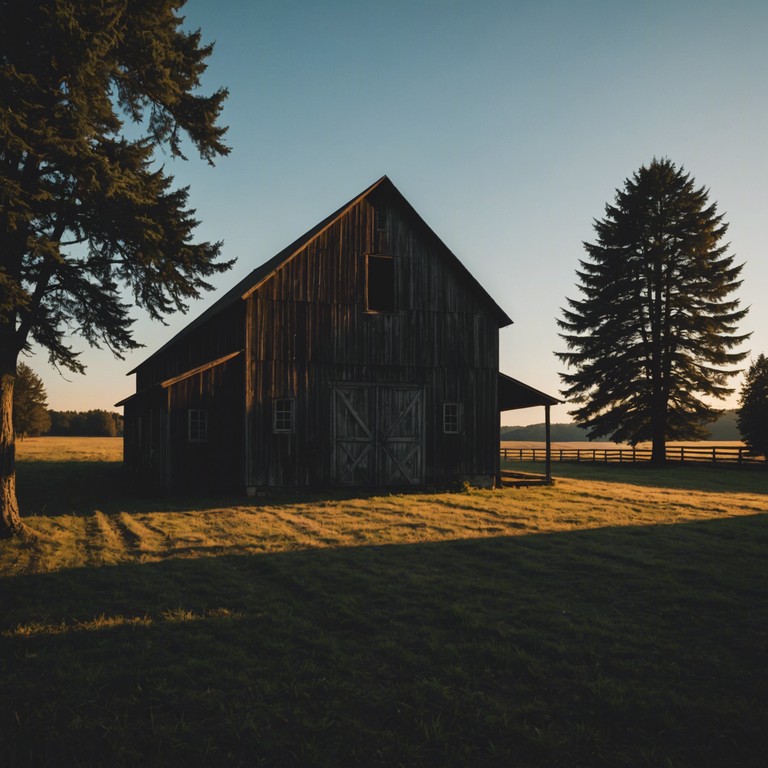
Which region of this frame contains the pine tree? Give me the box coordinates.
[557,158,750,464]
[13,363,50,439]
[737,354,768,460]
[0,1,231,537]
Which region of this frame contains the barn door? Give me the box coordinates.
[333,386,375,485]
[333,385,424,486]
[377,387,423,485]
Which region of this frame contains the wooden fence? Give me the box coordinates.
[500,445,765,466]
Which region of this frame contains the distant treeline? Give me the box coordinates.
[501,410,741,442]
[501,422,590,442]
[48,410,124,437]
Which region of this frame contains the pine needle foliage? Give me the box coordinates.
[0,0,231,371]
[737,354,768,459]
[0,0,231,536]
[557,159,749,463]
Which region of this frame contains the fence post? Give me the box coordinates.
[680,447,684,464]
[712,447,716,464]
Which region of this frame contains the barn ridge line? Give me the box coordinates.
[128,176,512,375]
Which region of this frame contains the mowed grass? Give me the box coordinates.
[1,441,767,767]
[16,435,123,463]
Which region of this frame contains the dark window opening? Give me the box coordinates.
[273,398,295,433]
[367,254,395,312]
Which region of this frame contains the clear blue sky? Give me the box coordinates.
[34,0,767,427]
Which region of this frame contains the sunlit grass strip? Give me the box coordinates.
[15,436,123,463]
[4,472,766,579]
[3,608,244,638]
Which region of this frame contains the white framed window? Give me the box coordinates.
[443,402,461,434]
[188,409,208,442]
[273,398,295,433]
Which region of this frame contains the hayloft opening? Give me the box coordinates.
[367,254,395,312]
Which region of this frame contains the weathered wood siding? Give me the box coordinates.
[134,302,244,391]
[244,187,500,487]
[124,180,506,491]
[123,388,168,487]
[124,349,244,490]
[165,354,244,490]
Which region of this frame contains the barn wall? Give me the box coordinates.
[245,362,499,487]
[245,189,501,487]
[123,389,169,487]
[134,302,245,391]
[164,354,244,490]
[124,181,506,491]
[124,354,244,490]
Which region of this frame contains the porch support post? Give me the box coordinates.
[545,404,552,485]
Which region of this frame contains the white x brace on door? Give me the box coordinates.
[332,385,424,486]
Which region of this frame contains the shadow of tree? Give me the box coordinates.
[19,458,766,526]
[506,459,768,495]
[16,460,475,518]
[16,461,249,517]
[2,515,767,767]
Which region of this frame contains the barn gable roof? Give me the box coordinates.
[130,176,512,374]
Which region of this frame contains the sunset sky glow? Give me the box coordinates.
[34,0,768,426]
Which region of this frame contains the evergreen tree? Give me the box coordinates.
[13,363,50,439]
[737,354,768,460]
[557,158,750,464]
[0,0,231,537]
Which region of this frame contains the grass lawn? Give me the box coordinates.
[1,441,766,766]
[15,436,123,463]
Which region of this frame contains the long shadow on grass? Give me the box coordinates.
[19,460,768,526]
[2,515,767,768]
[16,461,131,516]
[16,461,473,518]
[16,461,293,517]
[507,459,768,495]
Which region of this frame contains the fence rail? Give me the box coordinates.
[500,445,765,466]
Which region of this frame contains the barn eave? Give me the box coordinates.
[128,176,512,375]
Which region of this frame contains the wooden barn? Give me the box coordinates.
[118,176,557,492]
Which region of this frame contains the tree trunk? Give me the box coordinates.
[0,362,25,538]
[650,432,666,466]
[650,394,667,466]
